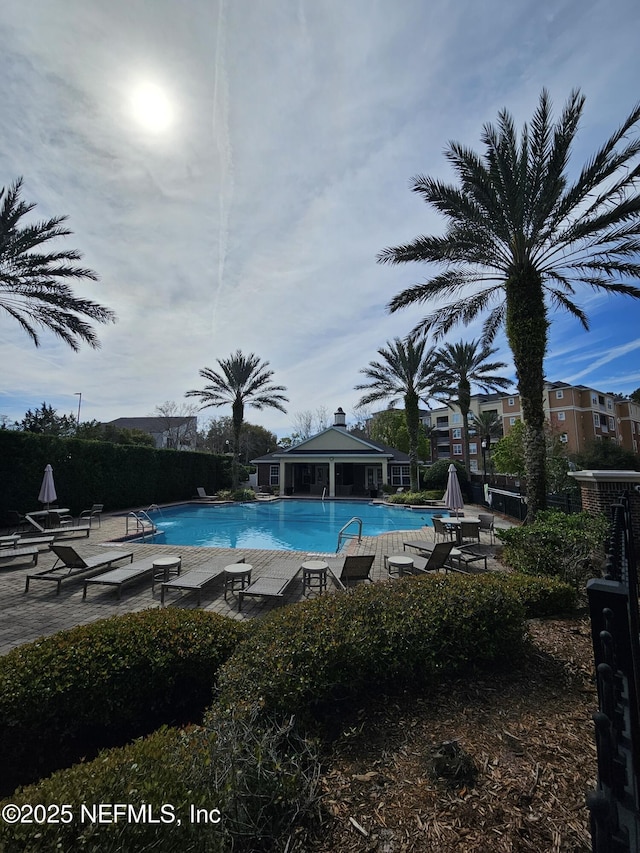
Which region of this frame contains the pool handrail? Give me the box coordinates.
[336,516,363,552]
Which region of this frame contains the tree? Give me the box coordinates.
[355,337,436,491]
[186,351,288,488]
[431,340,510,475]
[380,90,640,520]
[153,401,199,450]
[492,419,576,493]
[470,409,504,477]
[492,420,527,478]
[369,409,430,460]
[573,440,640,471]
[0,178,116,350]
[630,388,640,405]
[18,402,77,437]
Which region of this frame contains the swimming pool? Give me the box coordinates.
[145,500,440,552]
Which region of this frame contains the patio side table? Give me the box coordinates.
[224,563,253,600]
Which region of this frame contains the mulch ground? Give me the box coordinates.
[307,616,597,853]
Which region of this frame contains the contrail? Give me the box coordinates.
[210,0,233,335]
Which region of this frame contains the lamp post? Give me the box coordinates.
[481,437,488,484]
[74,392,82,433]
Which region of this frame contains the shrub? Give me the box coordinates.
[385,490,444,504]
[0,609,244,795]
[422,459,470,497]
[492,573,577,617]
[0,714,322,853]
[214,574,527,723]
[232,488,256,502]
[497,510,608,590]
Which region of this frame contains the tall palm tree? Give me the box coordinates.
[470,410,503,479]
[0,177,115,350]
[355,337,436,491]
[431,340,511,475]
[186,351,288,488]
[379,90,640,520]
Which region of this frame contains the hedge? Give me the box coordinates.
[0,609,245,795]
[0,430,232,520]
[214,573,527,722]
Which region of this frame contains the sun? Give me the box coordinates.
[130,82,173,132]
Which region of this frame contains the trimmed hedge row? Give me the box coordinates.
[214,573,528,722]
[0,609,245,795]
[0,572,575,851]
[492,572,577,617]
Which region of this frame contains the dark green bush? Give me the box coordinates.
[497,510,608,590]
[422,459,470,497]
[492,573,577,617]
[0,609,244,795]
[0,714,322,853]
[214,574,527,722]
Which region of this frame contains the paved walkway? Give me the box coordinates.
[0,505,513,655]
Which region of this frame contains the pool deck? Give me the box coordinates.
[0,505,513,655]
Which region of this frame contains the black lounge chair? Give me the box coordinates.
[326,554,375,589]
[25,544,134,595]
[83,555,181,600]
[161,556,246,606]
[238,563,301,611]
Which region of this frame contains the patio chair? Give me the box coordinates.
[326,554,375,589]
[460,520,481,544]
[80,504,104,528]
[411,541,455,574]
[0,545,40,567]
[196,487,216,500]
[25,544,134,595]
[432,516,453,543]
[478,513,495,544]
[7,511,29,534]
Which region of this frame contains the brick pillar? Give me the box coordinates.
[569,470,640,547]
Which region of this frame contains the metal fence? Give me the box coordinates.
[586,492,640,852]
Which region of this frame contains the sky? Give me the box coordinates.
[1,0,640,439]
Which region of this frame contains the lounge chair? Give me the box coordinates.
[25,514,91,539]
[82,555,181,600]
[0,545,40,567]
[326,554,376,589]
[409,541,455,573]
[0,535,55,550]
[161,556,246,606]
[238,563,301,612]
[25,544,134,595]
[196,487,216,500]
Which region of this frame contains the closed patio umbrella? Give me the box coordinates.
[38,464,57,508]
[443,463,464,517]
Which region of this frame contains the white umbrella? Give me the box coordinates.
[38,464,57,508]
[443,463,464,517]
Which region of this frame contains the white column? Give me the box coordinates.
[381,459,389,486]
[329,459,336,497]
[279,460,286,494]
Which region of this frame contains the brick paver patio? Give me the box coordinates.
[0,504,512,655]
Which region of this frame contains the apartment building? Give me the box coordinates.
[423,381,640,470]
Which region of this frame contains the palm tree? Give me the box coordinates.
[0,177,115,350]
[379,90,640,520]
[470,410,503,479]
[355,337,436,491]
[186,351,288,489]
[431,340,511,475]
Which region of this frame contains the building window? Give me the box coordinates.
[452,413,462,424]
[269,465,279,486]
[592,394,598,405]
[634,440,638,453]
[391,465,410,487]
[452,428,462,439]
[470,460,478,472]
[593,412,601,427]
[469,442,477,455]
[633,422,636,434]
[436,416,449,428]
[555,389,564,399]
[557,411,566,421]
[509,417,518,426]
[607,400,613,410]
[560,433,568,444]
[508,397,515,406]
[609,417,615,431]
[453,444,462,455]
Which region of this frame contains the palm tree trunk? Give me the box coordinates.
[506,274,548,522]
[459,378,471,476]
[404,390,420,491]
[231,398,244,491]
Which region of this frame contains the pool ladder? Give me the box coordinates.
[125,510,159,541]
[336,516,363,552]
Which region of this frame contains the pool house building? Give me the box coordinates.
[252,408,411,498]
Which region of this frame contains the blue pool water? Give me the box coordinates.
[146,500,440,552]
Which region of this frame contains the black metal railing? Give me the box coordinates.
[586,492,640,852]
